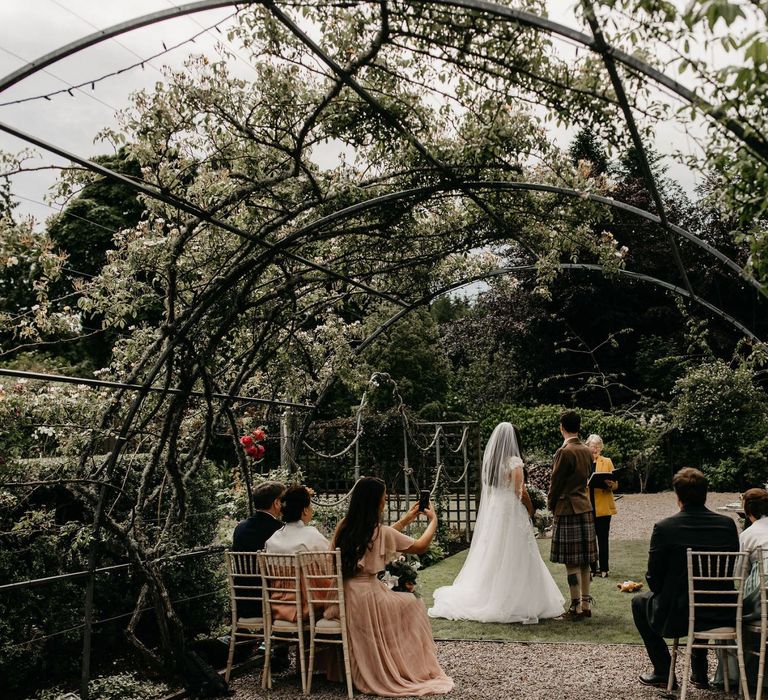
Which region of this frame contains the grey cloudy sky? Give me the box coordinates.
[0,1,704,226]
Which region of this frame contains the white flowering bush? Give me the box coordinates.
[0,379,104,460]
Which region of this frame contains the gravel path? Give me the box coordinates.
[229,640,729,700]
[610,492,741,540]
[229,494,744,699]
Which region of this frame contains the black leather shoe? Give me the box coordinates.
[639,672,677,689]
[689,675,709,690]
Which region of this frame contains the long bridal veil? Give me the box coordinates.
[428,422,564,623]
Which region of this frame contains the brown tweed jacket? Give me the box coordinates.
[547,437,593,516]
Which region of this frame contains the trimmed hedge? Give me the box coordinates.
[480,404,650,483]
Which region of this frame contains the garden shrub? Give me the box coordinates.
[481,404,649,465]
[670,361,768,488]
[34,672,170,700]
[0,453,227,697]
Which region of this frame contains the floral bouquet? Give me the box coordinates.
[380,555,421,595]
[527,484,553,538]
[527,484,547,513]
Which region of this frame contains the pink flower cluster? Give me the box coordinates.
[240,427,267,460]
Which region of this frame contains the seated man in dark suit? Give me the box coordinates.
[632,467,739,689]
[232,480,285,618]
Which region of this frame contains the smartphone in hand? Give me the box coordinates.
[418,489,430,512]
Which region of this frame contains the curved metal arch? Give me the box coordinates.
[259,0,733,322]
[282,179,764,298]
[1,112,759,308]
[2,112,760,317]
[0,1,249,94]
[1,1,763,344]
[0,0,764,164]
[352,262,764,368]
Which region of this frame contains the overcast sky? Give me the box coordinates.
[0,0,706,227]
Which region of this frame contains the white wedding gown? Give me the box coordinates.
[428,427,564,624]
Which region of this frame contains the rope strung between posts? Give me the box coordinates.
[399,404,443,452]
[443,425,470,454]
[310,485,356,508]
[302,391,367,459]
[288,372,477,503]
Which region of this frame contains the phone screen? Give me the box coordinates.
[418,490,430,512]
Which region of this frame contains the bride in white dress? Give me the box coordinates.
[428,422,565,623]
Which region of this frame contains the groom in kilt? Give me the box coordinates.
[548,410,597,620]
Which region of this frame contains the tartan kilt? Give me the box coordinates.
[550,511,597,566]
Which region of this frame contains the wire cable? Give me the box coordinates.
[0,46,118,113]
[162,0,261,78]
[0,11,239,108]
[46,0,163,77]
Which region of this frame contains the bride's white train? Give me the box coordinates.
[428,422,564,624]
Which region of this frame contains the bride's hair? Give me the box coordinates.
[333,476,386,578]
[482,422,525,488]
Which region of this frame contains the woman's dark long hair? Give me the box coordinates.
[333,477,386,579]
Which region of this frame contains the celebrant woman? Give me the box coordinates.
[586,434,617,578]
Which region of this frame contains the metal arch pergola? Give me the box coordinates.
[2,1,768,695]
[1,0,766,342]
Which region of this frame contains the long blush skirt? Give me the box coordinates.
[344,574,453,697]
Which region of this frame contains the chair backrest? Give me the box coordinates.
[753,547,768,622]
[258,552,303,626]
[298,549,345,626]
[686,549,749,626]
[225,551,262,620]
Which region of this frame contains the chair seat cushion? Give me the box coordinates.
[236,617,263,628]
[693,626,736,640]
[272,619,300,632]
[315,617,342,633]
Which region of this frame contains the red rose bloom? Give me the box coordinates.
[252,428,266,442]
[240,435,253,447]
[245,445,258,457]
[254,444,266,459]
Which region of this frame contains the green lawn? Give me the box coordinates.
[420,539,649,644]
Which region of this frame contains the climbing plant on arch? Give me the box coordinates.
[2,0,768,691]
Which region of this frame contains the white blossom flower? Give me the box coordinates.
[380,571,399,589]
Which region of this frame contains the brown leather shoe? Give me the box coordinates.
[559,607,585,621]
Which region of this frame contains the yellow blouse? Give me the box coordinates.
[592,455,618,517]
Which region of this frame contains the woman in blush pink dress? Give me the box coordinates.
[332,477,453,697]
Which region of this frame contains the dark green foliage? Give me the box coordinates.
[480,404,649,466]
[669,361,768,488]
[569,127,609,175]
[441,282,555,412]
[430,295,471,324]
[362,309,451,411]
[34,672,170,700]
[47,148,144,277]
[0,456,226,697]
